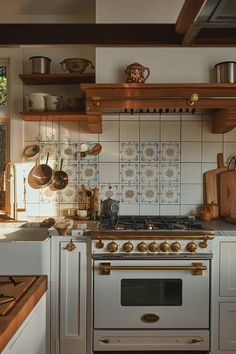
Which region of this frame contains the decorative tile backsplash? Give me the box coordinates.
[21,112,236,217]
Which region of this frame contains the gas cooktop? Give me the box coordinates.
[98,215,203,231]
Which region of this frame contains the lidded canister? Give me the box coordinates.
[29,56,51,74]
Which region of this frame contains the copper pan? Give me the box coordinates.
[32,152,53,188]
[50,159,68,191]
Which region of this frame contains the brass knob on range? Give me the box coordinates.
[137,242,148,252]
[107,241,118,253]
[170,241,181,252]
[186,241,197,253]
[148,241,158,252]
[123,241,134,253]
[96,239,104,249]
[159,241,170,252]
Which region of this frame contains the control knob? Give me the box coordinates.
[96,239,104,249]
[107,241,118,253]
[148,241,158,252]
[159,241,170,252]
[123,241,134,253]
[186,241,197,253]
[170,241,181,252]
[137,242,148,252]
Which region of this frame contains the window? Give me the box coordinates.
[0,59,9,212]
[0,66,7,106]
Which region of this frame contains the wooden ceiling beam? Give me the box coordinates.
[0,24,181,47]
[175,0,206,45]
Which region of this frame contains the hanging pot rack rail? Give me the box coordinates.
[81,83,236,134]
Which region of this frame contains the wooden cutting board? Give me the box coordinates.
[220,169,236,217]
[203,153,228,205]
[0,276,37,316]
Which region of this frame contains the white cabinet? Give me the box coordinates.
[51,238,87,354]
[2,295,46,354]
[219,242,236,297]
[219,303,236,351]
[211,238,236,354]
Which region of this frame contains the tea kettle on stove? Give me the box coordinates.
[100,197,120,221]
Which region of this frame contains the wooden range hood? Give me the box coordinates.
[81,83,236,134]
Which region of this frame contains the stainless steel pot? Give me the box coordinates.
[215,61,236,83]
[29,56,51,74]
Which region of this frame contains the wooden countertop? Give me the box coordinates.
[0,276,47,353]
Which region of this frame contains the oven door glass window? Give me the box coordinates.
[121,279,182,306]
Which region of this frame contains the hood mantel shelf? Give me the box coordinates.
[81,83,236,134]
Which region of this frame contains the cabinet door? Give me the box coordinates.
[60,241,86,354]
[220,242,236,297]
[220,303,236,350]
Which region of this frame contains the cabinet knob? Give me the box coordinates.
[65,239,76,252]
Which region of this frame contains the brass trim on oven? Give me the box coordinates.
[99,262,207,276]
[92,232,214,240]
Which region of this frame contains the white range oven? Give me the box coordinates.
[91,215,214,354]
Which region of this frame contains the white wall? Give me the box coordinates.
[96,47,236,83]
[96,0,185,23]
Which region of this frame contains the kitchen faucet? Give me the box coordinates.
[1,161,26,221]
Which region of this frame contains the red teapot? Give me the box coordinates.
[125,62,150,83]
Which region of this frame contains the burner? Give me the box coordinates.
[99,215,203,231]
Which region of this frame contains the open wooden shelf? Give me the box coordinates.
[19,111,88,121]
[19,73,95,85]
[81,83,236,134]
[19,111,102,133]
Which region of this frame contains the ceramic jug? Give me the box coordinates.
[125,62,150,83]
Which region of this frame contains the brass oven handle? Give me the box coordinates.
[99,262,206,276]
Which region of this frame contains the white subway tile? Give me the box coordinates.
[120,121,139,141]
[181,121,201,141]
[181,142,201,162]
[181,163,202,183]
[99,163,120,183]
[99,141,120,162]
[140,121,160,141]
[181,184,202,204]
[161,121,180,141]
[99,121,119,141]
[202,142,223,162]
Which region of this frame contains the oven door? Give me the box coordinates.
[93,259,210,329]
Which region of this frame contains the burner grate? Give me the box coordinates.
[98,215,203,231]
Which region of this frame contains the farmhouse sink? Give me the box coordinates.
[0,227,49,242]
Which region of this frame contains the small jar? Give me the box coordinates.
[199,208,212,222]
[207,201,219,219]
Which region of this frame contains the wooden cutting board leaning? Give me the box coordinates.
[219,156,236,217]
[203,153,228,205]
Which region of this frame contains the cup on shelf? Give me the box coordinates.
[45,95,63,111]
[27,92,50,111]
[67,96,84,111]
[77,209,87,218]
